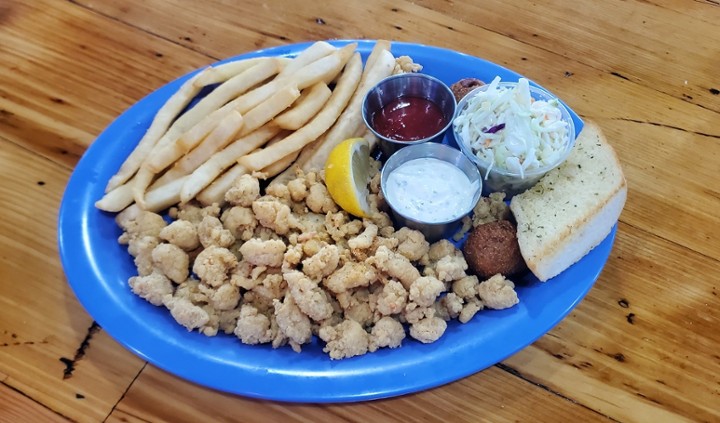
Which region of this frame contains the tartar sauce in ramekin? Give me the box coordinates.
[385,157,478,223]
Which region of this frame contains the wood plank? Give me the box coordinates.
[71,0,720,114]
[69,0,345,56]
[594,118,720,262]
[0,0,213,168]
[412,0,720,112]
[0,138,145,422]
[643,0,720,24]
[504,220,720,422]
[0,382,70,423]
[106,364,608,423]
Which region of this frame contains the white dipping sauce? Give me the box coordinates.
[385,157,478,223]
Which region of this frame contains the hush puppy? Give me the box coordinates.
[450,78,484,103]
[463,220,526,279]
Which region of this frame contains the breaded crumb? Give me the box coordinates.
[477,274,519,310]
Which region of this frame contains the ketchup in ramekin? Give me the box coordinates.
[372,96,447,142]
[362,73,456,156]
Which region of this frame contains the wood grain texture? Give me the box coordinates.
[0,0,718,421]
[0,139,145,422]
[0,0,213,168]
[505,221,720,422]
[0,383,69,423]
[106,364,609,423]
[413,0,720,112]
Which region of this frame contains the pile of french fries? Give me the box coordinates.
[95,40,406,216]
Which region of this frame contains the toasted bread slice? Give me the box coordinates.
[509,121,627,281]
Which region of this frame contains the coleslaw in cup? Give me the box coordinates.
[453,77,575,197]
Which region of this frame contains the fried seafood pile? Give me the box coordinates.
[117,163,518,359]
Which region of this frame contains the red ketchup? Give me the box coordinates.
[372,96,447,141]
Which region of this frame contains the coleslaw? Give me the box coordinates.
[453,77,570,179]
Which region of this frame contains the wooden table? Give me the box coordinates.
[1,1,718,421]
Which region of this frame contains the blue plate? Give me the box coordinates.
[58,41,616,402]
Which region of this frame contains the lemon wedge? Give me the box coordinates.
[324,138,372,218]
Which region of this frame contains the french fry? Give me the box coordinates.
[196,163,249,206]
[278,44,395,179]
[194,57,289,86]
[145,58,283,173]
[148,167,181,192]
[269,138,319,187]
[95,179,136,212]
[142,58,282,171]
[259,149,301,179]
[231,43,356,116]
[131,166,156,209]
[174,108,228,157]
[171,110,246,176]
[274,82,332,130]
[363,40,392,73]
[134,109,245,207]
[180,125,282,203]
[126,100,225,198]
[211,60,278,102]
[101,41,389,213]
[192,129,289,205]
[149,167,183,193]
[299,48,396,172]
[121,176,189,214]
[252,130,300,178]
[151,83,296,204]
[295,43,355,87]
[147,42,350,171]
[104,67,212,192]
[148,108,246,191]
[238,52,363,171]
[142,176,188,212]
[146,109,243,174]
[181,59,281,130]
[277,41,336,78]
[152,81,297,178]
[238,84,300,136]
